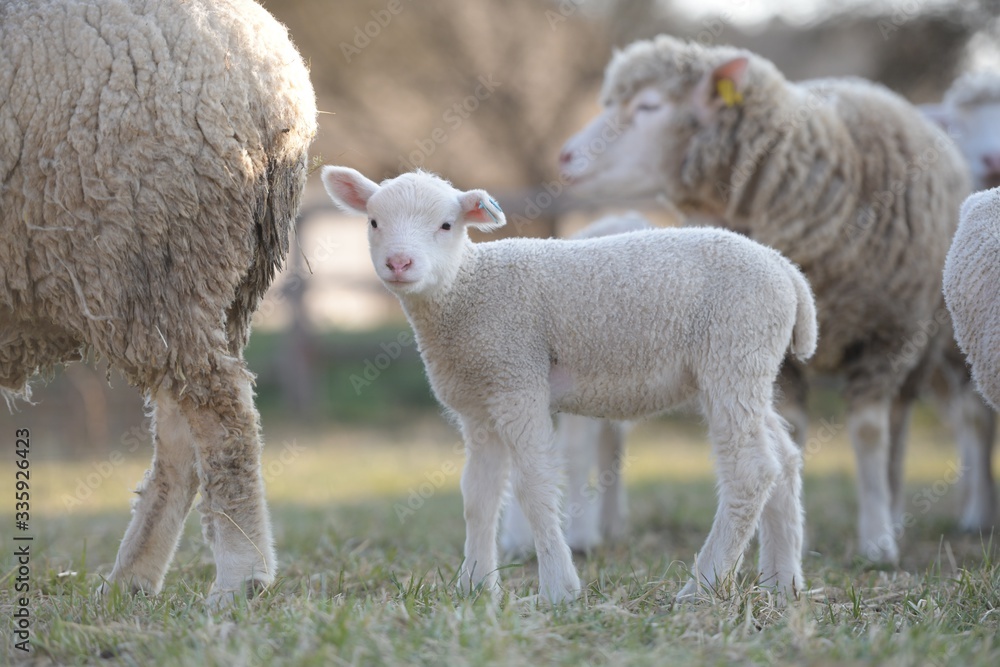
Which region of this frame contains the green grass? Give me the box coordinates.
[1,417,999,665]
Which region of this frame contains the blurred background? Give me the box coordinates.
[3,0,1000,467]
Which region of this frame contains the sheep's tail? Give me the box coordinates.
[226,154,309,354]
[786,262,818,362]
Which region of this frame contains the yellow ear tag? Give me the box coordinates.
[716,78,743,108]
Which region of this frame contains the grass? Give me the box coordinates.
[1,414,999,665]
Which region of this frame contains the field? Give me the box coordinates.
[2,408,999,666]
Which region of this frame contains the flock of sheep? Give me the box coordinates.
[1,0,998,606]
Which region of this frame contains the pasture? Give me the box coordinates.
[2,407,998,665]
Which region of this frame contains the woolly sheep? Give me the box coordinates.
[0,0,317,604]
[322,166,818,602]
[944,187,1000,412]
[919,72,1000,530]
[923,72,1000,191]
[559,35,972,563]
[500,213,652,556]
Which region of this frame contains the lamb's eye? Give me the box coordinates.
[370,219,378,229]
[441,222,452,231]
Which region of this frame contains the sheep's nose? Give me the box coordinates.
[558,148,573,166]
[983,153,1000,174]
[386,254,413,275]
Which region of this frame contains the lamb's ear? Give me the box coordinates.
[693,56,749,121]
[919,103,954,132]
[321,166,380,215]
[458,189,506,232]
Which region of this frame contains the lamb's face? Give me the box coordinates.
[321,167,505,298]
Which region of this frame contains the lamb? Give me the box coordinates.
[944,187,1000,412]
[0,0,317,604]
[559,35,972,563]
[500,213,652,556]
[321,166,818,602]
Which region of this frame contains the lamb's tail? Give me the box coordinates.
[786,262,818,362]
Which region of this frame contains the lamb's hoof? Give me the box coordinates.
[958,507,997,533]
[566,531,602,555]
[539,575,582,604]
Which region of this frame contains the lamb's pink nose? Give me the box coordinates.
[558,148,573,166]
[386,254,413,276]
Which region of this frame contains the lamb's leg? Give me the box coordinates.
[563,415,602,552]
[459,419,510,597]
[757,410,804,598]
[847,397,899,564]
[502,402,581,603]
[679,407,779,600]
[102,390,199,594]
[183,359,275,605]
[597,420,628,543]
[498,486,534,558]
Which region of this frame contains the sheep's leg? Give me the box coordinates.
[184,360,275,605]
[679,407,779,600]
[563,415,602,552]
[952,386,997,530]
[502,402,581,603]
[776,361,809,447]
[848,397,899,564]
[459,419,510,597]
[757,410,804,598]
[102,390,199,594]
[888,395,914,523]
[597,420,628,543]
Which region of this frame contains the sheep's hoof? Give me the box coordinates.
[205,578,270,609]
[95,577,154,599]
[856,540,900,568]
[675,578,706,603]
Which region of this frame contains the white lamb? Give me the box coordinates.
[321,166,818,602]
[500,213,652,556]
[944,187,1000,412]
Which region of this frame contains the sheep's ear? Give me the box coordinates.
[693,56,749,121]
[458,189,506,232]
[321,166,380,215]
[920,103,954,132]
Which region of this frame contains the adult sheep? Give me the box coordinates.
[500,213,651,556]
[918,71,1000,529]
[559,35,971,563]
[0,0,317,604]
[944,187,1000,412]
[322,166,817,603]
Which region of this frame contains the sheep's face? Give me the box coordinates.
[926,102,1000,190]
[560,53,750,207]
[321,167,505,298]
[559,86,676,200]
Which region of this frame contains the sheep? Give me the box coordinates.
[0,0,317,604]
[321,166,818,602]
[918,72,1000,530]
[500,213,652,556]
[944,187,1000,413]
[559,35,972,563]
